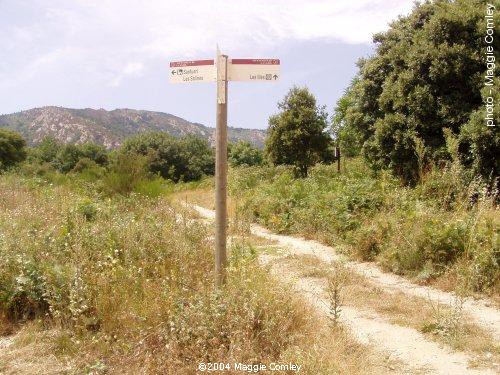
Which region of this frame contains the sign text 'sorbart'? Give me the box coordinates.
[228,59,280,82]
[169,60,216,83]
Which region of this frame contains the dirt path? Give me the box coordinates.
[189,204,500,342]
[263,258,495,375]
[190,204,500,374]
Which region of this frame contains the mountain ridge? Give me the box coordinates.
[0,106,267,148]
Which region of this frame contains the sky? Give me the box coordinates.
[0,0,415,129]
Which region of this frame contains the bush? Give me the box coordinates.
[103,153,149,195]
[229,141,263,167]
[33,137,61,163]
[71,157,98,173]
[0,128,26,171]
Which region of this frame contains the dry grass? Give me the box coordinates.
[169,185,215,210]
[0,174,388,374]
[279,317,403,375]
[0,321,74,374]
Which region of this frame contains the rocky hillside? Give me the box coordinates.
[0,107,266,148]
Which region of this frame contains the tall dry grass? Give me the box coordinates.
[0,173,376,374]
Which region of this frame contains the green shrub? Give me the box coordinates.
[5,265,49,321]
[76,199,98,221]
[232,158,499,294]
[133,177,169,198]
[71,157,98,173]
[229,141,263,167]
[0,128,26,171]
[103,153,149,195]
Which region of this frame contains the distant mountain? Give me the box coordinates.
[0,106,266,148]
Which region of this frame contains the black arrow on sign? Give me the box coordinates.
[273,74,278,80]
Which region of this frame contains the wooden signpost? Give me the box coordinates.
[170,48,280,286]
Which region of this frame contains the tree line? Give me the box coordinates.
[0,128,268,180]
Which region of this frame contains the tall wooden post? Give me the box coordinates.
[169,52,280,288]
[215,49,228,287]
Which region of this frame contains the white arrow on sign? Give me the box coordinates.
[228,59,280,82]
[169,60,216,83]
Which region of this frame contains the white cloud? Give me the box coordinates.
[0,0,414,88]
[123,62,144,76]
[109,62,145,87]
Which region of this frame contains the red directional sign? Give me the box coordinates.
[169,60,216,83]
[228,58,280,81]
[230,59,280,65]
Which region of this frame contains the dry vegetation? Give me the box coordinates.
[0,173,388,374]
[280,253,500,368]
[230,159,499,299]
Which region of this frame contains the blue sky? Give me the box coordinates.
[0,0,414,129]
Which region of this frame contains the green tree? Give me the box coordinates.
[121,132,182,180]
[265,86,332,177]
[55,144,84,172]
[331,80,362,157]
[0,129,26,171]
[178,135,215,181]
[35,137,62,163]
[341,0,498,183]
[30,138,108,172]
[79,143,108,166]
[459,77,500,180]
[228,141,263,167]
[121,132,214,182]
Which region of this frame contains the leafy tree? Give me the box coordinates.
[331,80,362,157]
[35,137,62,163]
[178,135,215,181]
[459,77,500,180]
[30,138,108,173]
[79,143,108,166]
[265,86,332,177]
[55,144,84,172]
[121,132,214,182]
[0,129,26,171]
[228,141,263,167]
[121,132,182,180]
[340,0,498,183]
